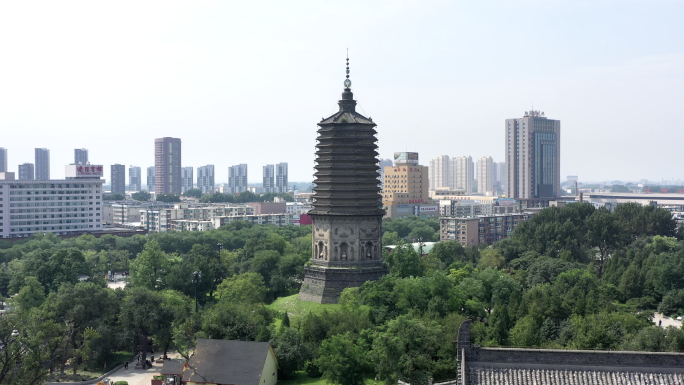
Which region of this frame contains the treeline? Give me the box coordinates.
[183,189,294,203]
[2,204,684,385]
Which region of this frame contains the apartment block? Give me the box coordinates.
[75,149,88,165]
[182,167,194,193]
[18,163,34,181]
[129,166,142,192]
[35,148,50,180]
[451,156,474,194]
[197,165,215,194]
[0,148,7,173]
[476,156,494,195]
[228,164,248,194]
[439,213,533,247]
[146,166,155,190]
[110,164,126,194]
[275,162,288,193]
[155,137,182,195]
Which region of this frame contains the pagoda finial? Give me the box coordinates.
[344,50,351,89]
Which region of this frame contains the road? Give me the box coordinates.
[653,312,683,328]
[105,352,181,385]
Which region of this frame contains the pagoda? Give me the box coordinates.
[298,57,386,304]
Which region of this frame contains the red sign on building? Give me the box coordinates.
[662,188,668,193]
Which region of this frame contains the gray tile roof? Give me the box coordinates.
[161,359,185,376]
[183,339,274,385]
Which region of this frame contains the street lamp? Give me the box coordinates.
[191,271,202,312]
[217,243,223,260]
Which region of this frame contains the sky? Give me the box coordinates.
[0,1,682,185]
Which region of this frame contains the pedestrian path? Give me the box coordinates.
[106,352,182,385]
[653,312,683,328]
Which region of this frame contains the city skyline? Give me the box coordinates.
[0,2,682,184]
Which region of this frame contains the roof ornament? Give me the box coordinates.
[344,50,351,89]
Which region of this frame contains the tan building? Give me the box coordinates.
[440,213,533,247]
[382,152,432,218]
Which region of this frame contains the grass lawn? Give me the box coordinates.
[279,371,384,385]
[267,294,342,325]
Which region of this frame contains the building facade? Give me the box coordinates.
[0,164,104,238]
[181,166,194,193]
[382,152,432,219]
[129,166,142,192]
[275,162,288,193]
[35,148,50,180]
[263,164,275,193]
[429,155,450,191]
[506,109,561,199]
[451,156,474,194]
[110,164,126,194]
[228,164,248,194]
[18,163,34,181]
[440,213,533,247]
[197,165,214,194]
[74,148,88,165]
[0,148,7,173]
[476,156,494,195]
[154,137,182,195]
[146,166,155,191]
[299,59,385,304]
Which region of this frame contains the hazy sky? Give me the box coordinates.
[1,1,682,185]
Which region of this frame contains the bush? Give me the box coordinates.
[114,381,129,385]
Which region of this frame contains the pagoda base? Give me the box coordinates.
[298,264,386,304]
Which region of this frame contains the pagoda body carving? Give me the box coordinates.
[298,64,386,304]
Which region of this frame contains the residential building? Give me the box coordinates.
[182,166,194,193]
[440,213,533,247]
[247,201,286,215]
[197,165,214,194]
[429,188,466,200]
[140,203,255,232]
[154,137,182,195]
[378,158,393,189]
[0,148,7,172]
[263,164,275,193]
[74,148,88,165]
[450,156,474,194]
[506,109,561,199]
[213,213,299,228]
[35,148,50,180]
[382,152,432,219]
[129,166,142,192]
[146,166,155,190]
[275,162,288,193]
[228,164,248,194]
[0,164,104,238]
[18,163,34,180]
[103,201,175,225]
[429,155,450,191]
[493,162,506,196]
[439,199,517,217]
[110,164,125,194]
[476,156,494,195]
[286,201,313,214]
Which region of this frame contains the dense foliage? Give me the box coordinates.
[2,203,683,385]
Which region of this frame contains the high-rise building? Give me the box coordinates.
[378,158,393,189]
[75,148,88,165]
[299,58,385,304]
[154,137,182,195]
[451,156,474,194]
[0,148,7,172]
[197,165,215,194]
[182,167,194,193]
[429,155,450,191]
[146,166,155,190]
[493,161,507,196]
[276,162,288,193]
[111,164,126,194]
[129,166,142,192]
[506,109,561,199]
[382,152,431,218]
[263,164,275,193]
[477,156,494,195]
[18,163,34,180]
[35,148,50,180]
[228,164,248,194]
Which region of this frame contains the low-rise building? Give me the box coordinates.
[247,201,286,215]
[213,213,298,228]
[440,213,533,247]
[140,203,255,232]
[286,201,312,214]
[439,199,517,217]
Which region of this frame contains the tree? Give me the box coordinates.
[129,240,168,290]
[586,207,622,279]
[371,315,455,385]
[383,242,423,278]
[120,287,168,363]
[429,241,465,267]
[315,332,367,385]
[14,248,89,294]
[183,188,203,198]
[200,300,273,341]
[131,190,151,201]
[103,193,125,201]
[156,193,181,203]
[216,272,267,304]
[610,185,630,193]
[479,248,505,270]
[658,289,684,316]
[12,276,45,310]
[272,327,309,379]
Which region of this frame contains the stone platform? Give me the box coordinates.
[298,264,386,304]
